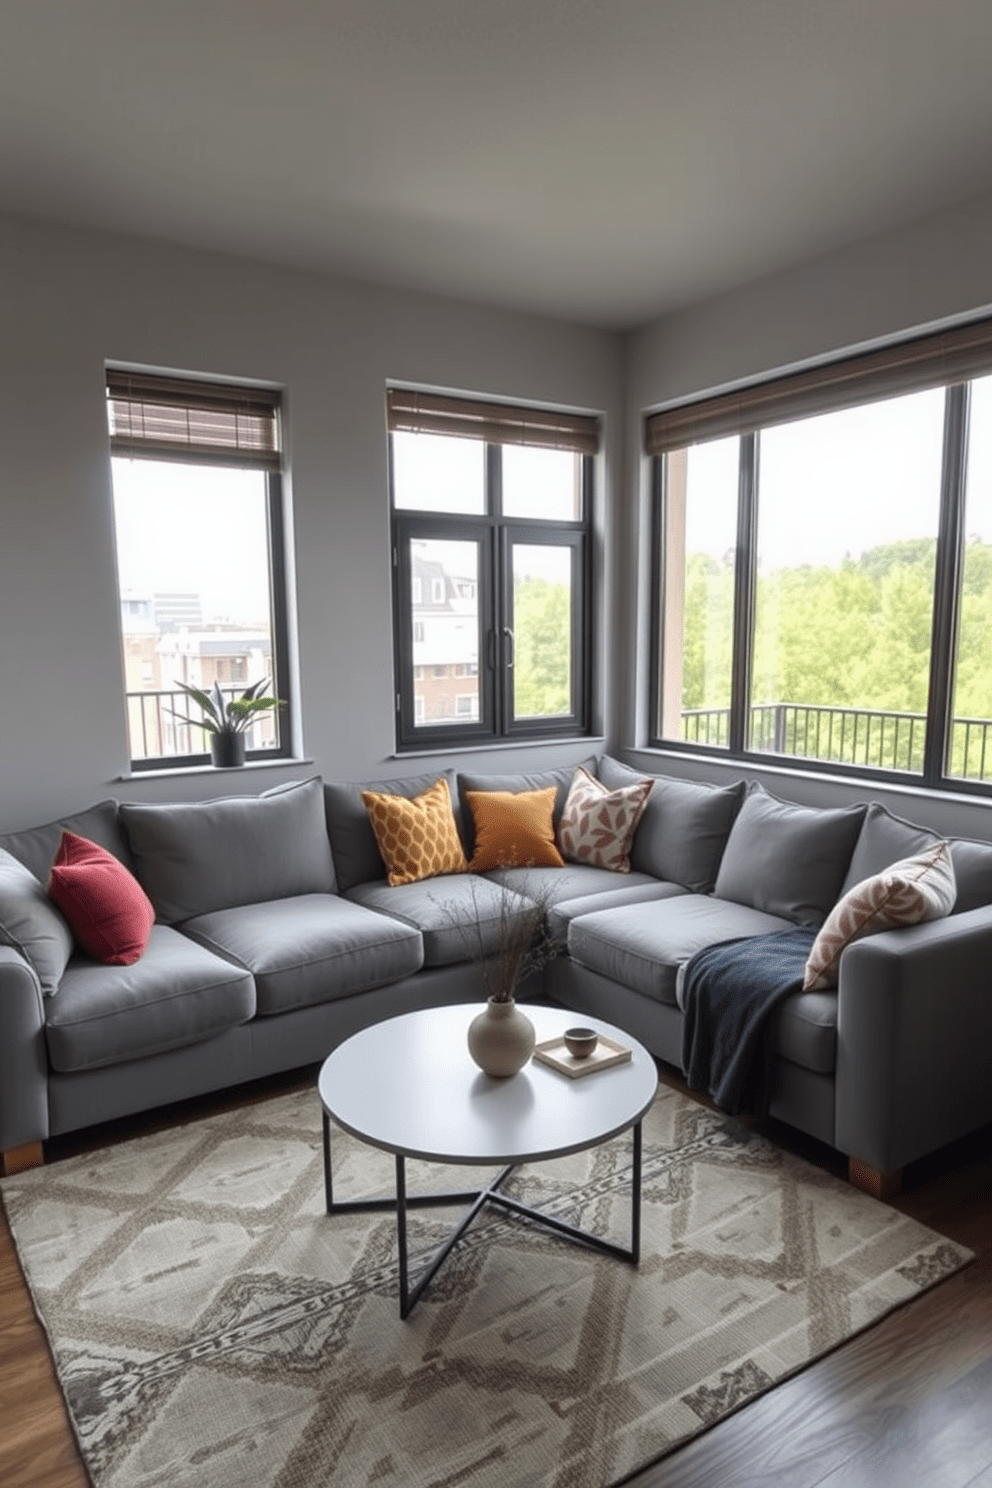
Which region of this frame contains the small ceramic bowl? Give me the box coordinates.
[564,1026,599,1059]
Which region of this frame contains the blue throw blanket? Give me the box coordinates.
[680,926,817,1116]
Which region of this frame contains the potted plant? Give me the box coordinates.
[167,679,285,767]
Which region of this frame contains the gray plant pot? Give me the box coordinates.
[210,732,246,768]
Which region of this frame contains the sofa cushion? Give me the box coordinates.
[361,777,468,886]
[558,764,653,872]
[456,758,597,857]
[714,785,865,927]
[0,798,131,883]
[121,777,335,924]
[489,862,662,909]
[840,802,942,896]
[182,894,424,1014]
[45,924,255,1073]
[804,842,957,991]
[325,768,462,892]
[948,836,992,913]
[0,848,74,995]
[597,756,745,892]
[548,879,690,944]
[347,874,536,969]
[774,990,838,1075]
[465,787,564,870]
[568,894,793,1007]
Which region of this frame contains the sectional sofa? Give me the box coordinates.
[2,760,991,1200]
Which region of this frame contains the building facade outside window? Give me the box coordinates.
[648,319,992,792]
[106,371,291,769]
[388,388,598,748]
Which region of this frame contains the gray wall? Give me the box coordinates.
[0,213,622,832]
[7,192,992,848]
[621,189,992,842]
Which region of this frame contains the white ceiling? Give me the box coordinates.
[3,0,992,330]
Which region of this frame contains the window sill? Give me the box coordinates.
[116,757,313,783]
[391,736,605,760]
[631,743,992,813]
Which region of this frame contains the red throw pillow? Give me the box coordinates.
[48,831,155,966]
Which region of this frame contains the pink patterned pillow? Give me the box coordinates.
[803,842,956,991]
[558,765,653,873]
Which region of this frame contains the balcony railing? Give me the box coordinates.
[126,687,279,762]
[681,702,992,782]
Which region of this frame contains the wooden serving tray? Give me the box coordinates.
[533,1034,632,1079]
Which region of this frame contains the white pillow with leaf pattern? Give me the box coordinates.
[803,842,956,991]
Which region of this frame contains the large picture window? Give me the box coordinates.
[388,389,597,748]
[648,317,992,791]
[107,371,291,769]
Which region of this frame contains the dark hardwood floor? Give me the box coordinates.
[1,1065,989,1488]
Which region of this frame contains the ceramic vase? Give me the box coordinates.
[467,997,536,1077]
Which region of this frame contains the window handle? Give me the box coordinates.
[503,626,515,668]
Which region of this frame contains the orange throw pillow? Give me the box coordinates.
[361,778,468,887]
[465,787,564,871]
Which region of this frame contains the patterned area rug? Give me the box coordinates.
[1,1084,972,1488]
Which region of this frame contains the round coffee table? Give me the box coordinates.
[317,1002,658,1317]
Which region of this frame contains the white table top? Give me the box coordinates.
[318,1003,659,1165]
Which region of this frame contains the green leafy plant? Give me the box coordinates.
[167,678,285,737]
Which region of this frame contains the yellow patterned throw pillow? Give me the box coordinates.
[361,778,468,887]
[558,765,654,873]
[802,842,956,991]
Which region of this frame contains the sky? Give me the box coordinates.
[111,459,272,624]
[684,380,992,571]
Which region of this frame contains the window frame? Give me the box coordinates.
[106,369,293,772]
[647,363,988,792]
[389,409,594,751]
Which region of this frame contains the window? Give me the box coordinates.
[648,316,992,792]
[388,388,598,747]
[106,370,291,769]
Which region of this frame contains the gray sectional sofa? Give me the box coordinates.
[2,761,991,1200]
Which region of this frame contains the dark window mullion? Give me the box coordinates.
[925,383,970,785]
[255,470,291,759]
[392,513,498,748]
[729,433,758,754]
[501,523,585,737]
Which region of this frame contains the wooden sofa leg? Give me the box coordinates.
[1,1142,44,1177]
[848,1156,902,1201]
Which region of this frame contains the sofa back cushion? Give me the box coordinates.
[325,768,461,892]
[840,803,942,895]
[0,799,131,883]
[0,847,75,995]
[597,756,745,892]
[121,777,335,924]
[948,836,992,912]
[714,785,865,926]
[841,801,992,914]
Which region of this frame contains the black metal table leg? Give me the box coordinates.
[322,1114,646,1318]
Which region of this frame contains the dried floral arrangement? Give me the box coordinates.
[434,873,560,1003]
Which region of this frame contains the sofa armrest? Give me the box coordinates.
[834,905,992,1174]
[0,945,50,1155]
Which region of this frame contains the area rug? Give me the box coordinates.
[1,1084,972,1488]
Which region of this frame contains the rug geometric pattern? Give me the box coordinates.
[1,1084,972,1488]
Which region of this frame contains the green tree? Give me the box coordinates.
[512,577,571,718]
